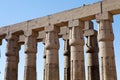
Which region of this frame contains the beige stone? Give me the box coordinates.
[24,32,38,80]
[96,13,117,80]
[85,21,99,80]
[45,29,59,80]
[4,35,20,80]
[0,0,119,80]
[69,20,85,80]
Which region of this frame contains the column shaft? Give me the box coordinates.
[86,32,99,80]
[24,35,37,80]
[69,20,85,80]
[64,39,70,80]
[45,31,59,80]
[4,35,20,80]
[98,19,117,80]
[84,21,100,80]
[43,46,46,80]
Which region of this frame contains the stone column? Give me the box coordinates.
[45,30,59,80]
[96,13,117,80]
[63,39,70,80]
[43,43,46,80]
[24,33,38,80]
[84,21,99,80]
[4,35,20,80]
[69,20,85,80]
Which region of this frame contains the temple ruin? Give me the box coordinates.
[0,0,119,80]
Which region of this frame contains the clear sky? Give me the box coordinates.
[0,0,120,80]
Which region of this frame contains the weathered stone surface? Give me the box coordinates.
[45,29,59,80]
[1,0,119,80]
[4,35,20,80]
[24,32,38,80]
[69,20,85,80]
[96,13,117,80]
[102,0,120,14]
[85,21,99,80]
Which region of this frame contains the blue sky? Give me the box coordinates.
[0,0,120,80]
